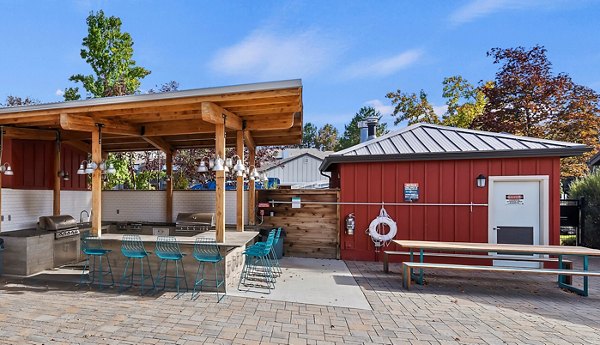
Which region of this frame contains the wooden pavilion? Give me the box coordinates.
[0,79,303,242]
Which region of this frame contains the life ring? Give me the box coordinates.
[368,215,397,242]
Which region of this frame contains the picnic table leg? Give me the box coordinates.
[409,249,414,282]
[583,255,589,297]
[558,255,564,284]
[418,248,424,285]
[383,252,389,273]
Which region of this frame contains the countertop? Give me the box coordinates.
[100,230,258,247]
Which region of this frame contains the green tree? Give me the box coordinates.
[2,96,38,107]
[569,170,600,248]
[473,45,600,177]
[315,124,339,151]
[302,122,318,148]
[148,81,180,94]
[441,76,488,128]
[64,10,150,99]
[337,106,388,150]
[385,89,439,125]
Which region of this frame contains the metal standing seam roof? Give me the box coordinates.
[320,123,591,171]
[259,152,325,172]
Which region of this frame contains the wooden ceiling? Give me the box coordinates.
[0,80,303,153]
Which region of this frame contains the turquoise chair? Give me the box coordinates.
[249,228,282,277]
[119,234,155,295]
[238,230,276,293]
[191,238,225,302]
[80,237,114,288]
[154,236,188,295]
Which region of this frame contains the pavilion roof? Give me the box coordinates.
[0,79,303,152]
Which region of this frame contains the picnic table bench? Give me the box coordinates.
[391,240,600,296]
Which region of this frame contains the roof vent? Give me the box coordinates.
[366,117,378,141]
[358,121,368,143]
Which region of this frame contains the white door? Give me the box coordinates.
[490,180,540,267]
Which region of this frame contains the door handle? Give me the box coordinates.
[492,227,497,231]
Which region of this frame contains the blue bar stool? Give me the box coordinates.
[154,236,188,295]
[80,236,114,288]
[191,238,225,302]
[238,230,276,293]
[250,228,282,277]
[119,234,155,295]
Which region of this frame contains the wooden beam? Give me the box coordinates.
[91,125,102,237]
[236,131,244,232]
[60,113,141,136]
[0,87,301,118]
[63,140,91,153]
[143,120,214,136]
[244,131,255,151]
[142,136,172,153]
[215,123,226,243]
[166,151,173,223]
[0,115,60,126]
[53,140,61,216]
[201,102,242,131]
[248,148,256,226]
[2,127,57,141]
[245,114,294,130]
[0,174,3,233]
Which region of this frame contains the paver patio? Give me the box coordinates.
[0,256,599,345]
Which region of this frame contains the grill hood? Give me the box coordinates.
[175,213,215,226]
[38,215,78,231]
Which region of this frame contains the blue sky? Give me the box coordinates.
[1,0,599,131]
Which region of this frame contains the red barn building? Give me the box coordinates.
[320,124,589,261]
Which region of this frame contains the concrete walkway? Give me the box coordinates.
[229,257,371,310]
[0,256,598,344]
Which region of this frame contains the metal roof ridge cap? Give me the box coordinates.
[332,122,425,156]
[425,123,586,148]
[0,79,303,114]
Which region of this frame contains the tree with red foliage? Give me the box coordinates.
[473,46,600,177]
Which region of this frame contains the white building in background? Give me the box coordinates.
[260,148,333,189]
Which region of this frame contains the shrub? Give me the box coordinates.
[569,170,600,249]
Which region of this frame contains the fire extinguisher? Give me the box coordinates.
[345,213,355,235]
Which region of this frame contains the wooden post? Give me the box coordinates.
[91,125,102,237]
[248,148,256,226]
[236,131,244,231]
[0,173,2,233]
[215,123,225,243]
[53,140,61,216]
[166,151,173,223]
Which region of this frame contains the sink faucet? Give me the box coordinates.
[79,210,90,224]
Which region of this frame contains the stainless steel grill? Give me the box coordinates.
[38,215,81,267]
[175,212,214,232]
[38,215,80,239]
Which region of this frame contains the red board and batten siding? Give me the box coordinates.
[334,157,561,261]
[1,139,88,191]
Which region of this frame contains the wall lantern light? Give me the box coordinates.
[58,170,70,181]
[476,174,486,188]
[0,162,13,176]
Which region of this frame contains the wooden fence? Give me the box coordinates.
[257,189,340,259]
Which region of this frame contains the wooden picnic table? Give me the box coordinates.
[393,240,600,296]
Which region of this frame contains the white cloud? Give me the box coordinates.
[55,89,64,97]
[449,0,553,25]
[209,29,342,79]
[364,99,394,116]
[342,49,423,79]
[432,104,448,117]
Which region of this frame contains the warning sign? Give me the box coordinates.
[505,194,524,205]
[404,183,419,202]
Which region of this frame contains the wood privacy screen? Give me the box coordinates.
[257,189,340,259]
